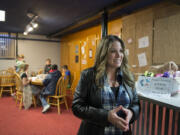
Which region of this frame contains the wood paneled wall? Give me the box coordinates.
[108,18,122,37]
[60,20,123,93]
[60,25,101,93]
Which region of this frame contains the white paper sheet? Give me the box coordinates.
[92,40,95,46]
[82,59,87,65]
[81,46,85,54]
[132,65,137,68]
[138,36,149,48]
[89,49,92,58]
[138,53,147,67]
[127,38,132,44]
[84,41,87,46]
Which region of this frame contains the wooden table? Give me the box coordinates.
[30,79,43,86]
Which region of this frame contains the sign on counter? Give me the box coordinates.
[136,76,178,97]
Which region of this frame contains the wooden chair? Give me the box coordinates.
[47,77,69,114]
[67,72,77,97]
[7,67,15,74]
[14,73,36,109]
[0,70,15,97]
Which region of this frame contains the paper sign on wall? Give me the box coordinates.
[84,42,87,46]
[82,59,87,65]
[81,46,85,54]
[125,49,129,56]
[92,40,95,46]
[138,36,149,48]
[89,49,92,58]
[138,53,147,67]
[75,45,79,54]
[127,38,132,44]
[132,65,137,68]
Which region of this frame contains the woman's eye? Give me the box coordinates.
[120,50,123,53]
[110,50,116,53]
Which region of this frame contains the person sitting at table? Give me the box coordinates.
[20,64,41,109]
[44,58,52,74]
[39,64,62,113]
[62,65,71,88]
[15,54,26,73]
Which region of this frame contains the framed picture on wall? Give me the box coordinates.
[89,49,92,58]
[75,55,79,63]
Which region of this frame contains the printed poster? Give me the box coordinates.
[138,36,149,48]
[138,53,147,67]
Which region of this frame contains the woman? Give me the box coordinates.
[72,35,140,135]
[21,64,41,109]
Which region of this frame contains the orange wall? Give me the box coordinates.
[108,18,122,38]
[60,25,101,93]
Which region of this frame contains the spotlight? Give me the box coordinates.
[23,31,28,35]
[23,12,39,36]
[32,22,38,28]
[27,25,33,32]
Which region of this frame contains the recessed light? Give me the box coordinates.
[0,10,5,21]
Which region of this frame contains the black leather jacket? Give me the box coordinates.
[72,68,140,135]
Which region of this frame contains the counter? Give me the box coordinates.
[131,93,180,135]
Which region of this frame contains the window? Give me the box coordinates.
[0,33,16,59]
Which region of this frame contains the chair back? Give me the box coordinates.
[70,72,77,93]
[7,67,15,74]
[14,72,23,92]
[54,76,69,96]
[0,70,15,87]
[0,70,8,75]
[54,77,63,96]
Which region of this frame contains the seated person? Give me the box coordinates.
[62,65,71,88]
[15,54,25,73]
[39,64,62,113]
[21,64,41,109]
[44,58,52,74]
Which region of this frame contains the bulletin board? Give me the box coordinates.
[153,13,180,65]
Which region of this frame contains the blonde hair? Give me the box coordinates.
[18,54,24,59]
[94,35,134,89]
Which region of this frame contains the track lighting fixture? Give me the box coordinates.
[23,13,39,35]
[31,22,38,28]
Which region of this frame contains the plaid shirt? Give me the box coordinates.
[101,77,130,135]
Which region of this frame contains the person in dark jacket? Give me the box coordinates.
[72,35,140,135]
[40,64,61,113]
[44,58,52,74]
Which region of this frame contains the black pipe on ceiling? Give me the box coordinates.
[101,10,108,38]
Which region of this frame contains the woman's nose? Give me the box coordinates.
[116,52,122,57]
